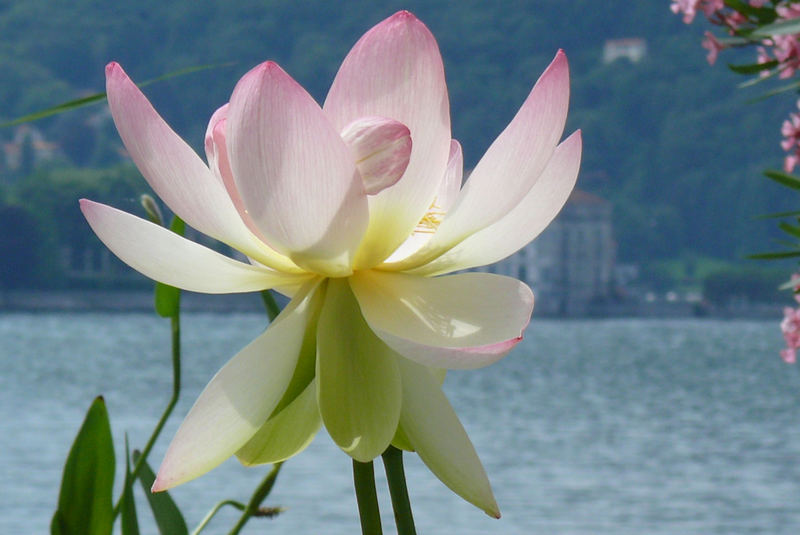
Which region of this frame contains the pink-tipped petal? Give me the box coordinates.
[105,63,280,267]
[80,200,311,293]
[153,282,322,491]
[440,51,569,236]
[350,271,533,369]
[324,11,452,268]
[412,131,582,276]
[341,116,412,195]
[392,51,570,271]
[226,61,368,275]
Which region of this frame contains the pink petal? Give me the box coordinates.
[324,11,452,268]
[350,271,533,369]
[226,61,368,275]
[415,51,570,266]
[340,116,412,195]
[412,131,582,276]
[105,63,274,266]
[80,200,311,293]
[437,140,464,212]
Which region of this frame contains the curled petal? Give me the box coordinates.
[316,278,402,461]
[350,271,533,369]
[80,200,311,293]
[153,282,323,490]
[341,116,412,195]
[227,61,368,275]
[324,11,452,268]
[412,131,582,276]
[396,357,499,517]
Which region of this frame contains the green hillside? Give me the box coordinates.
[0,0,794,290]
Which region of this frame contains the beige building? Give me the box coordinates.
[479,190,615,316]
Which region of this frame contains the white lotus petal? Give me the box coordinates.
[80,200,310,293]
[153,282,322,490]
[397,357,499,517]
[350,271,533,369]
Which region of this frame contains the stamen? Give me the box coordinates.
[415,199,445,234]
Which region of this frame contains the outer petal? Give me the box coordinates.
[412,131,582,276]
[153,282,323,491]
[226,61,368,275]
[80,200,311,293]
[236,380,321,465]
[105,63,284,268]
[324,11,451,268]
[350,271,533,369]
[391,51,570,271]
[316,278,402,462]
[396,357,499,518]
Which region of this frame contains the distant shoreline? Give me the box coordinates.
[0,289,783,319]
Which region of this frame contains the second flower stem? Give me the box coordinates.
[381,446,417,535]
[353,459,383,535]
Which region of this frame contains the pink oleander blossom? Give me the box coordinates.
[80,11,581,517]
[781,306,800,363]
[702,31,725,64]
[781,99,800,172]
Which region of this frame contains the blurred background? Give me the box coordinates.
[0,0,794,315]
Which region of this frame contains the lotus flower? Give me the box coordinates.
[80,11,580,517]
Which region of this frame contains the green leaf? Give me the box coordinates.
[779,221,800,239]
[753,17,800,37]
[50,396,115,535]
[121,436,141,535]
[725,0,777,23]
[747,250,800,260]
[728,59,778,74]
[1,62,235,128]
[747,79,800,103]
[154,216,185,318]
[764,170,800,191]
[758,210,800,219]
[132,450,189,535]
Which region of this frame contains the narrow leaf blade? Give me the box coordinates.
[121,436,141,535]
[132,450,189,535]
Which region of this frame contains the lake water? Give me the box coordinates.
[2,313,800,534]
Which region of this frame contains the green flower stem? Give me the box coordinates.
[112,313,182,519]
[260,290,281,322]
[227,462,283,535]
[191,500,246,535]
[381,446,416,535]
[353,459,383,535]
